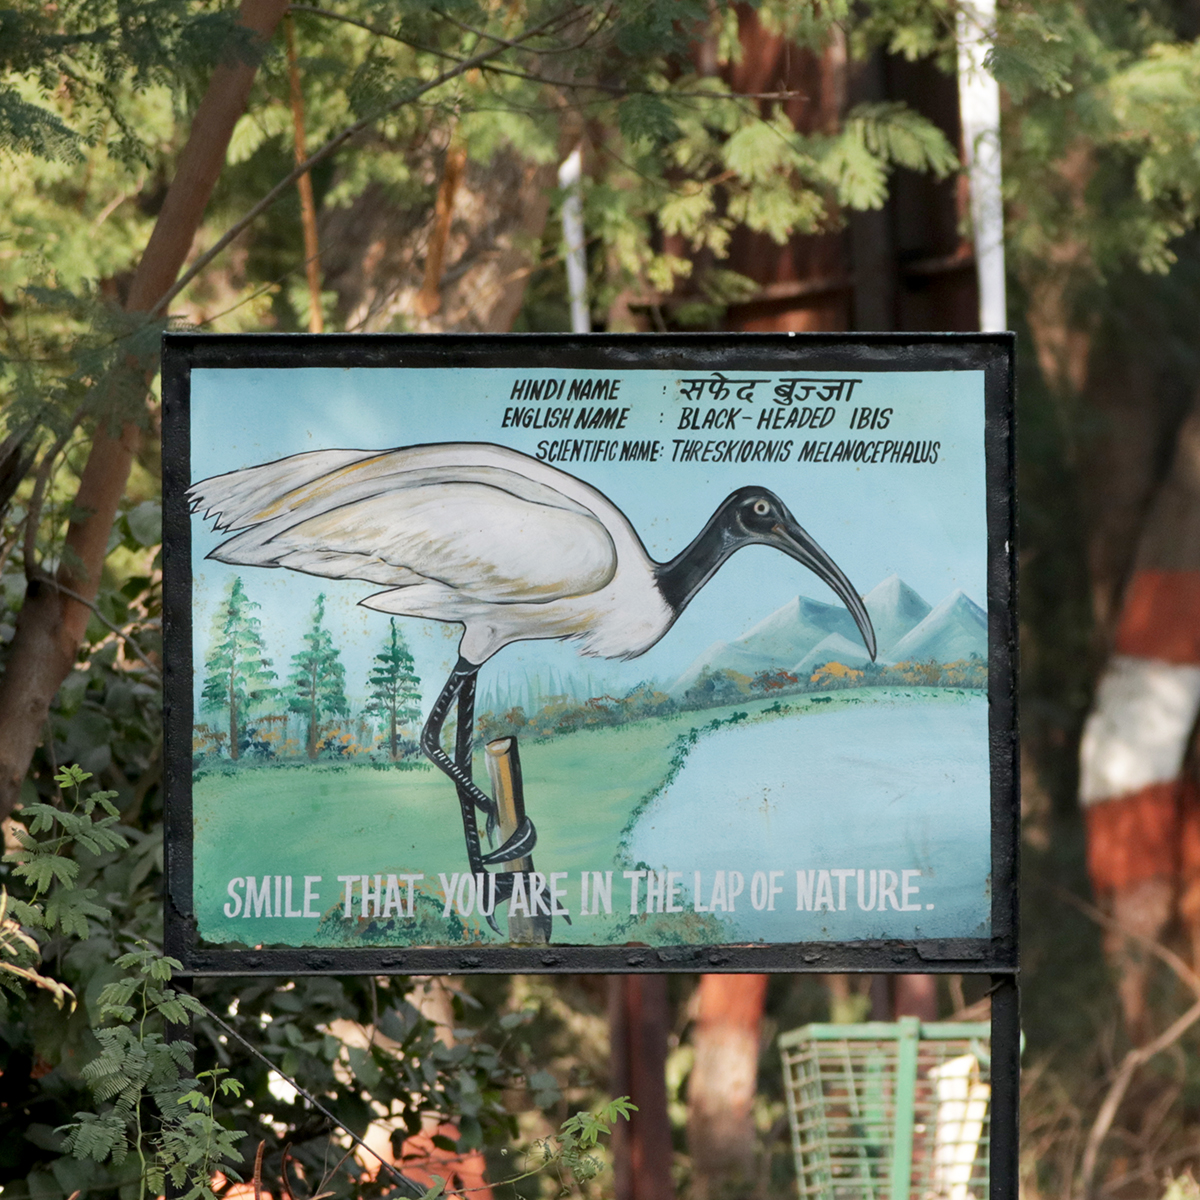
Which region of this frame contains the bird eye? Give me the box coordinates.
[753,500,770,516]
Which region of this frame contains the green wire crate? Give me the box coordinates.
[778,1018,991,1200]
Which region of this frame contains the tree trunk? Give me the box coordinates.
[229,655,240,761]
[319,143,557,334]
[1079,398,1200,1039]
[415,140,468,318]
[0,0,290,820]
[284,14,324,333]
[686,974,768,1199]
[894,975,939,1020]
[609,975,675,1200]
[308,680,318,760]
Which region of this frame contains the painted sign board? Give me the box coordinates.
[162,333,1016,976]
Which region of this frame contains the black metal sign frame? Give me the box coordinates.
[162,332,1016,979]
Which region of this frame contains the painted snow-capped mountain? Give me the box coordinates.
[886,590,987,663]
[863,574,932,657]
[666,576,983,692]
[734,595,860,661]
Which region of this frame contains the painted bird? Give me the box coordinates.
[190,442,876,890]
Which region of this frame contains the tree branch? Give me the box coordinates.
[1056,887,1200,1001]
[284,14,324,332]
[21,419,80,583]
[44,580,162,682]
[287,5,463,62]
[290,6,803,101]
[0,532,17,580]
[1056,888,1200,1198]
[152,1,585,316]
[430,3,611,55]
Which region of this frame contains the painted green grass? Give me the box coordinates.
[193,687,963,948]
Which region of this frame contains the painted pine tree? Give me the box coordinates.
[199,576,277,761]
[365,618,422,761]
[286,593,348,759]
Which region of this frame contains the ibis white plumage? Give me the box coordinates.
[190,441,876,896]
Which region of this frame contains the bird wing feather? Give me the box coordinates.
[198,450,618,604]
[188,449,376,530]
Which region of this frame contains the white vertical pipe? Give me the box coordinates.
[558,144,589,333]
[956,0,1007,332]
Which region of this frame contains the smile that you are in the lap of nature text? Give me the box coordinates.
[218,865,934,923]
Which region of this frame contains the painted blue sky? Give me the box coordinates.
[190,366,986,716]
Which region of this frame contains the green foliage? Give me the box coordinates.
[1001,0,1200,281]
[1104,40,1200,272]
[0,1,258,166]
[60,947,221,1199]
[827,102,959,210]
[3,765,127,942]
[757,0,852,52]
[549,1099,638,1180]
[617,93,680,148]
[1,766,238,1200]
[415,1094,635,1199]
[0,86,82,160]
[0,0,990,373]
[0,887,74,1010]
[535,1096,638,1189]
[151,1069,246,1200]
[987,7,1077,101]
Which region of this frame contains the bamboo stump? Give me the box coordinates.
[484,736,551,943]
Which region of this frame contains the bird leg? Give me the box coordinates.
[420,659,538,883]
[452,670,538,866]
[449,671,510,934]
[453,669,496,845]
[421,660,492,874]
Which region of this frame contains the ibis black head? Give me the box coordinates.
[656,486,877,660]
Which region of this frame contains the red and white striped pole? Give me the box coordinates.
[1079,406,1200,1037]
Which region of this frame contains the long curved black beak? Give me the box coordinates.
[770,520,876,659]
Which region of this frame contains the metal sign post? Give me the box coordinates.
[163,332,1015,975]
[161,332,1017,1195]
[163,332,1016,974]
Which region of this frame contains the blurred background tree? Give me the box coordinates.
[4,1,1200,1199]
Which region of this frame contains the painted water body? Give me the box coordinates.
[626,691,991,942]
